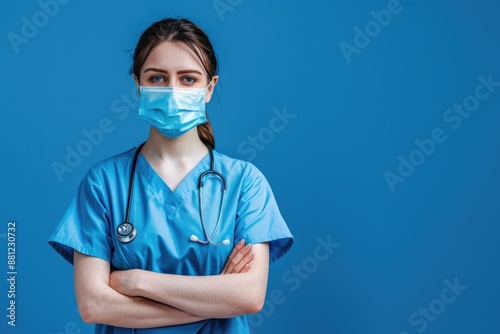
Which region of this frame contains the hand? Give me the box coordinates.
[221,239,254,274]
[109,269,140,296]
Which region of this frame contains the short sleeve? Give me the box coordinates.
[235,166,294,263]
[48,167,113,264]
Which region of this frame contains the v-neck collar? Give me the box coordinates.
[136,152,211,213]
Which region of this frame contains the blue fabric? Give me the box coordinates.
[48,146,294,333]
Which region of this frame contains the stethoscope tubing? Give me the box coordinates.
[117,142,228,245]
[125,142,146,224]
[116,142,146,244]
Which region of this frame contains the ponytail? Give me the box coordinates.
[197,116,215,149]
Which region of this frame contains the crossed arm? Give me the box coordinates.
[74,241,269,328]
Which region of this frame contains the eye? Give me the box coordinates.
[149,75,166,84]
[181,76,197,85]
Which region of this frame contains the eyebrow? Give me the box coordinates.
[143,67,203,75]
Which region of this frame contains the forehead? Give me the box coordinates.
[142,41,205,73]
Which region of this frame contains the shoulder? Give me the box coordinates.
[85,146,138,182]
[92,146,136,169]
[213,150,270,189]
[213,151,263,178]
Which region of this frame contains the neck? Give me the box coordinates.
[142,127,209,162]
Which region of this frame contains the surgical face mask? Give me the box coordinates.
[138,86,207,138]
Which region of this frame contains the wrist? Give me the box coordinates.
[131,269,144,296]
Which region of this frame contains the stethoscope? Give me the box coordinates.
[117,142,230,246]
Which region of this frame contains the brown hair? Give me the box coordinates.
[130,18,218,148]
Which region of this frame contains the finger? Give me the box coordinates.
[225,243,252,274]
[222,239,245,274]
[231,252,254,273]
[222,239,244,274]
[222,241,249,274]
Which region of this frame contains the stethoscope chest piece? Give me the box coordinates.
[117,222,137,243]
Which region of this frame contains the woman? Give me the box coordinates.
[49,17,294,333]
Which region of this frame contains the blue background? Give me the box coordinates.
[1,0,500,333]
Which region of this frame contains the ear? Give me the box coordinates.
[205,75,219,103]
[133,74,140,96]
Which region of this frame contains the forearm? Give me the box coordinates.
[73,251,206,328]
[135,271,264,318]
[79,286,206,328]
[115,243,270,318]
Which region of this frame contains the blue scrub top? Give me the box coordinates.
[48,146,294,333]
